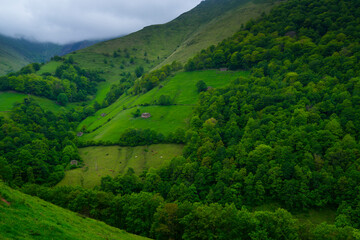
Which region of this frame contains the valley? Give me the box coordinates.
[1,0,360,239]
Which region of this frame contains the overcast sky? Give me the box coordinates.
[0,0,202,44]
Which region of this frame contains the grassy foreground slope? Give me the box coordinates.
[0,182,149,240]
[58,144,183,188]
[79,70,248,143]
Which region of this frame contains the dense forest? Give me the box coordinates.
[1,0,360,239]
[0,99,79,186]
[0,59,104,104]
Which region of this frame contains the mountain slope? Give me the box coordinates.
[64,0,278,103]
[0,34,99,75]
[75,0,277,67]
[0,181,149,240]
[158,0,277,67]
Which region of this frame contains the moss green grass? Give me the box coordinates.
[57,144,183,188]
[79,70,248,143]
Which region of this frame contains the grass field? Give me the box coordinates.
[79,70,248,143]
[82,105,193,142]
[0,91,81,114]
[58,144,183,188]
[0,182,149,240]
[255,202,336,226]
[36,61,62,75]
[0,92,26,111]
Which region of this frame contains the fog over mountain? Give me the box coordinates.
[0,0,202,44]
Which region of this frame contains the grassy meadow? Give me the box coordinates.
[0,182,149,240]
[0,92,26,111]
[58,144,183,188]
[79,70,248,143]
[0,91,76,113]
[36,61,62,75]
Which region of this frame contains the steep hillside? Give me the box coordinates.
[63,0,277,103]
[0,181,149,240]
[77,0,277,67]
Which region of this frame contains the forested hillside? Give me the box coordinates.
[1,0,360,239]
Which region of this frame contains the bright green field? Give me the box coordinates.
[79,70,248,143]
[0,92,25,111]
[82,105,193,143]
[36,61,62,75]
[0,182,149,240]
[0,91,79,113]
[58,144,183,188]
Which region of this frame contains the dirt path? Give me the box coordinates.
[0,195,11,206]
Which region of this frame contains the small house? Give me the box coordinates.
[219,68,228,71]
[77,132,83,137]
[101,113,107,117]
[285,31,297,38]
[70,160,78,166]
[141,112,151,119]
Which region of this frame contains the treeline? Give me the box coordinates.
[0,61,104,104]
[0,99,80,186]
[118,127,185,146]
[79,127,186,147]
[22,178,357,239]
[132,61,182,95]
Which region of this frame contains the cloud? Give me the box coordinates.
[0,0,202,44]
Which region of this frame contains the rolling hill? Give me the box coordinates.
[0,181,149,240]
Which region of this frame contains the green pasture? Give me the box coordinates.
[81,105,193,143]
[79,70,248,143]
[0,91,78,114]
[57,144,183,188]
[0,92,26,111]
[36,61,62,75]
